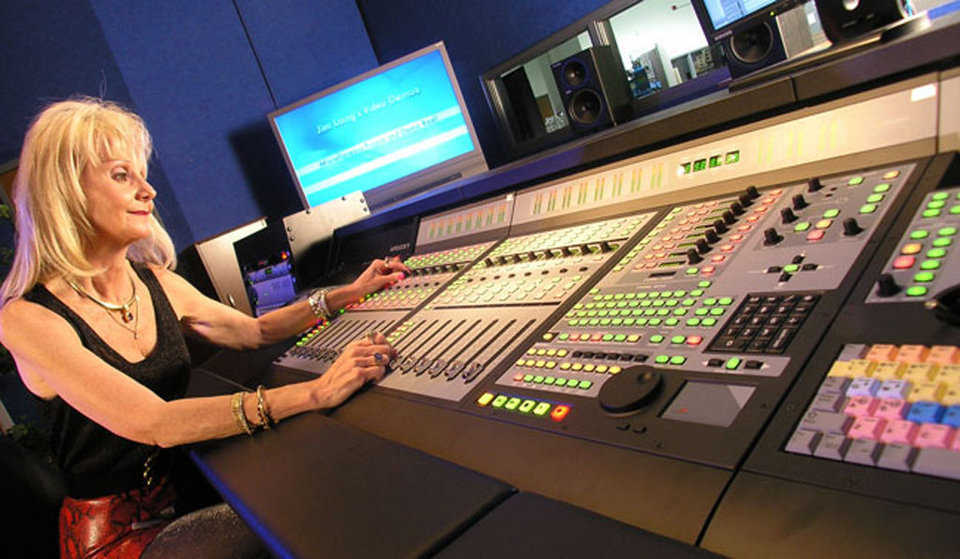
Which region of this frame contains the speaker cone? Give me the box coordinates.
[730,21,774,64]
[569,89,603,125]
[562,60,587,87]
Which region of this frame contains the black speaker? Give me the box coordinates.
[815,0,907,43]
[723,16,789,79]
[551,46,632,135]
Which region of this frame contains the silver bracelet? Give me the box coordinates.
[308,288,331,319]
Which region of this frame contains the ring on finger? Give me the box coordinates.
[373,352,384,363]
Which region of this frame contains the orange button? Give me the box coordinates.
[901,243,923,255]
[883,170,901,179]
[928,346,960,365]
[550,405,571,422]
[866,344,899,362]
[686,336,703,346]
[896,345,929,363]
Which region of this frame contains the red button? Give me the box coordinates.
[806,230,825,241]
[686,336,703,346]
[893,256,915,269]
[701,266,716,274]
[551,405,570,422]
[711,255,726,263]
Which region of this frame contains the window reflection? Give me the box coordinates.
[609,0,725,99]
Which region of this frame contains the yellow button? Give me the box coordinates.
[902,363,938,383]
[545,361,557,369]
[583,364,596,372]
[595,365,608,373]
[477,392,495,406]
[609,366,622,374]
[871,361,905,380]
[535,360,546,368]
[934,367,960,386]
[848,359,878,377]
[883,170,900,179]
[559,362,571,370]
[815,219,832,229]
[907,382,945,403]
[827,361,852,377]
[572,363,583,371]
[901,243,923,255]
[557,349,569,357]
[942,386,960,406]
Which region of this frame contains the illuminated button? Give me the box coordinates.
[555,378,568,386]
[860,204,878,214]
[609,366,622,374]
[873,183,891,193]
[579,380,593,390]
[698,281,712,288]
[523,374,534,382]
[923,209,942,218]
[951,206,960,215]
[823,209,840,218]
[882,170,900,179]
[866,194,885,203]
[504,398,521,411]
[556,349,568,357]
[906,286,928,297]
[571,363,583,372]
[477,393,495,406]
[920,260,941,271]
[910,230,929,240]
[670,355,687,365]
[928,200,946,210]
[718,297,733,305]
[939,227,958,236]
[893,256,915,269]
[928,248,947,259]
[686,268,699,275]
[582,364,595,373]
[933,237,953,248]
[725,358,741,370]
[686,336,703,346]
[784,264,799,273]
[806,230,825,241]
[544,376,556,385]
[687,318,701,326]
[848,176,864,185]
[650,335,665,343]
[533,402,552,416]
[701,318,718,327]
[518,400,537,414]
[534,375,545,384]
[815,219,832,229]
[690,289,705,296]
[627,334,640,342]
[655,355,670,364]
[550,405,570,422]
[709,308,725,316]
[671,335,686,344]
[901,243,923,255]
[794,222,811,232]
[567,379,580,389]
[914,272,935,283]
[492,395,508,408]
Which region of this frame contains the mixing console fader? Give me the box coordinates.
[375,214,656,401]
[470,163,915,466]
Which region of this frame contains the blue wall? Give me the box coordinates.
[356,0,610,167]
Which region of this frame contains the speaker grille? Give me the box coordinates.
[569,89,604,125]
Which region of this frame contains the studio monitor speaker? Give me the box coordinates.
[723,16,789,79]
[551,46,632,135]
[815,0,907,43]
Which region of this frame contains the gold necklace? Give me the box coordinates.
[66,272,141,338]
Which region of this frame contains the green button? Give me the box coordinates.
[670,355,687,365]
[673,290,686,297]
[523,374,534,382]
[873,183,891,193]
[794,222,811,232]
[906,286,928,297]
[718,297,733,306]
[614,334,627,342]
[920,260,941,270]
[848,176,864,185]
[682,298,696,306]
[823,209,840,218]
[702,318,718,327]
[695,308,709,316]
[567,380,579,389]
[518,400,536,413]
[690,289,705,297]
[492,395,508,408]
[650,335,665,343]
[939,227,958,236]
[555,378,567,387]
[923,209,942,218]
[505,397,521,411]
[914,272,935,283]
[933,237,953,247]
[860,204,878,214]
[950,206,960,215]
[725,150,740,164]
[928,200,946,210]
[698,281,712,288]
[910,230,929,240]
[602,334,614,341]
[933,192,950,201]
[709,308,725,316]
[533,402,552,416]
[784,264,799,273]
[703,297,717,306]
[866,194,885,203]
[580,380,593,390]
[927,248,947,258]
[544,376,556,385]
[648,318,662,326]
[671,335,686,344]
[686,267,699,275]
[533,375,545,384]
[686,318,701,326]
[664,318,679,326]
[655,355,670,364]
[725,358,741,370]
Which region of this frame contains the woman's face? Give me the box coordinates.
[80,155,156,248]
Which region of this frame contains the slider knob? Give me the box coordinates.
[722,211,736,225]
[738,193,753,207]
[713,219,729,233]
[561,247,574,257]
[496,255,510,265]
[842,217,864,236]
[730,201,745,215]
[483,257,495,267]
[746,185,760,199]
[704,229,720,244]
[808,177,824,192]
[763,227,783,246]
[581,244,594,255]
[781,207,798,224]
[695,238,711,254]
[686,248,702,264]
[527,251,538,261]
[600,241,615,253]
[876,273,901,297]
[792,194,808,210]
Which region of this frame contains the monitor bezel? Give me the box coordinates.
[267,41,487,213]
[691,0,807,41]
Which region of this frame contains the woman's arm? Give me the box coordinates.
[0,299,394,447]
[157,257,409,350]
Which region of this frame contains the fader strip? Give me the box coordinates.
[273,312,407,374]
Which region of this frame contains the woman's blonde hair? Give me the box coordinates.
[0,97,176,306]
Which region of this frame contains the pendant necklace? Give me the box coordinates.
[66,272,141,338]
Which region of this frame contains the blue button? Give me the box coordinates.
[942,406,960,428]
[906,401,945,424]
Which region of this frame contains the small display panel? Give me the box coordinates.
[269,43,486,210]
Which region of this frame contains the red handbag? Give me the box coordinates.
[58,477,176,559]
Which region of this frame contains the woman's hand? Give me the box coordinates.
[309,332,397,409]
[349,256,410,300]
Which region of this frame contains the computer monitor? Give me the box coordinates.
[692,0,807,40]
[268,42,487,212]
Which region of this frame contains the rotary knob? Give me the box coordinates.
[722,211,736,225]
[808,177,824,192]
[763,227,783,246]
[792,194,808,210]
[713,219,728,233]
[730,201,745,215]
[842,217,864,236]
[876,273,901,297]
[598,366,663,413]
[746,185,760,199]
[781,207,798,223]
[686,248,702,264]
[704,229,720,244]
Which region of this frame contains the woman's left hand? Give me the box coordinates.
[349,256,410,299]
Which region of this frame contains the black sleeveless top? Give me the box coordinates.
[23,264,191,497]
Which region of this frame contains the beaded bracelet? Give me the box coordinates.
[231,392,254,436]
[256,385,275,429]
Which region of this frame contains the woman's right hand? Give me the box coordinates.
[309,332,396,409]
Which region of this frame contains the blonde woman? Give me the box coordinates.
[0,97,407,558]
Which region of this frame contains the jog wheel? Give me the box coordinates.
[598,365,663,414]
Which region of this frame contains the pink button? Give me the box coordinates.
[701,266,716,274]
[844,395,879,417]
[893,256,915,269]
[721,244,735,252]
[711,255,726,263]
[848,417,886,440]
[806,230,825,241]
[730,234,744,241]
[875,398,910,420]
[738,225,752,232]
[880,419,919,444]
[915,424,955,449]
[514,373,524,381]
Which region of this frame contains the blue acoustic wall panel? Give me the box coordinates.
[0,1,192,250]
[236,0,378,108]
[89,1,283,244]
[357,0,609,168]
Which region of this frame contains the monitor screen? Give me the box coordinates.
[693,0,805,38]
[269,42,487,211]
